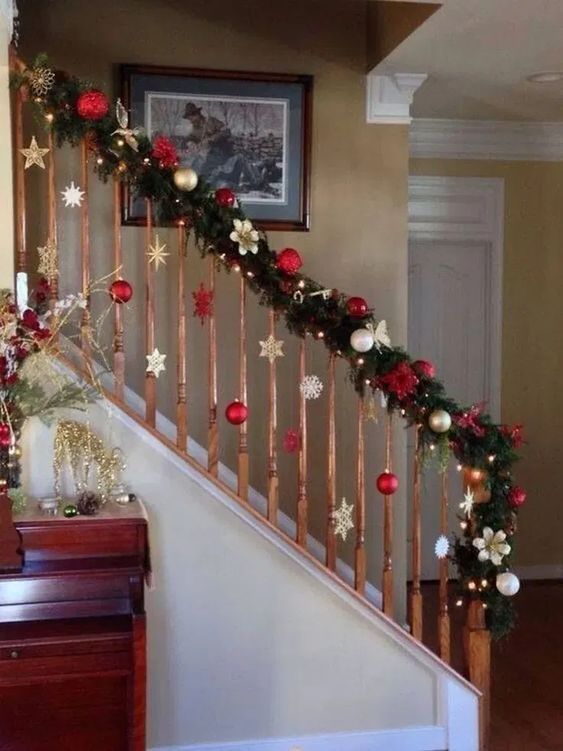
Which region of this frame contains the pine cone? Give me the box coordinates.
[76,491,101,516]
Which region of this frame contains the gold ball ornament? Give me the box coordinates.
[173,167,199,192]
[428,409,452,433]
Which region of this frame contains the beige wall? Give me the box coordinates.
[19,1,410,610]
[411,157,563,569]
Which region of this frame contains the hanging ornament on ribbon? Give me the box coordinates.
[428,409,452,434]
[111,98,144,152]
[109,278,133,304]
[225,400,248,425]
[496,571,520,597]
[376,471,399,495]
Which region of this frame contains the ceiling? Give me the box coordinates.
[378,0,563,121]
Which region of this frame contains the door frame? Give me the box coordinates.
[407,176,504,421]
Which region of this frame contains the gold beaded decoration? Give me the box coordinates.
[53,420,126,502]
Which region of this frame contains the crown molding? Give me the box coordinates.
[410,118,563,161]
[366,72,428,125]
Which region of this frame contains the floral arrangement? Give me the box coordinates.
[0,286,97,491]
[11,54,526,638]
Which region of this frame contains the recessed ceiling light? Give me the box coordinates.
[527,71,563,83]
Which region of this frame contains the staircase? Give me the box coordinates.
[7,50,519,751]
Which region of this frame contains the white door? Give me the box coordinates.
[408,238,495,580]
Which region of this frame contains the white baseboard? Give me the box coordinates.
[515,564,563,580]
[150,725,447,751]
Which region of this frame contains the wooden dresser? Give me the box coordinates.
[0,498,148,751]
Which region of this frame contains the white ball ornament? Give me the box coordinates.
[173,167,199,192]
[350,328,374,353]
[496,572,520,597]
[428,409,452,434]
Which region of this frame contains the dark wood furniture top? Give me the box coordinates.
[0,498,148,751]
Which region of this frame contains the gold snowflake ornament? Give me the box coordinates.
[259,334,284,364]
[146,348,166,378]
[334,497,354,542]
[37,238,58,280]
[20,136,49,170]
[29,66,56,97]
[147,234,169,270]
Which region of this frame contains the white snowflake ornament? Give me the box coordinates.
[61,181,85,208]
[300,374,323,400]
[146,348,166,378]
[459,487,475,518]
[473,527,511,566]
[434,534,450,559]
[334,497,354,542]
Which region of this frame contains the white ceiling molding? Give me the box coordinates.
[366,72,428,125]
[410,118,563,161]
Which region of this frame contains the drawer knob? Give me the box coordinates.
[10,650,19,659]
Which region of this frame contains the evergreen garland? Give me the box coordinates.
[13,55,525,639]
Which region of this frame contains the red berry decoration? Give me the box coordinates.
[225,400,248,425]
[508,486,526,508]
[109,279,133,304]
[276,248,302,275]
[76,89,109,120]
[412,359,436,379]
[0,423,11,448]
[215,187,236,207]
[376,471,399,495]
[151,135,178,168]
[347,296,369,317]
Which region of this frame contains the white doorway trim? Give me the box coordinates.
[407,176,504,421]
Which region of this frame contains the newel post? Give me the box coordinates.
[464,598,491,750]
[0,491,22,572]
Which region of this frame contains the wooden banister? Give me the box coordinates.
[144,199,156,427]
[207,256,218,477]
[382,411,394,618]
[464,598,491,750]
[325,353,337,570]
[410,424,423,640]
[80,140,91,360]
[438,470,451,663]
[296,338,308,547]
[176,222,188,451]
[112,178,125,400]
[354,396,366,594]
[0,493,22,572]
[267,309,278,522]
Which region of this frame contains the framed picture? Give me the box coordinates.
[120,64,313,231]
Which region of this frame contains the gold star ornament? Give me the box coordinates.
[146,348,166,378]
[259,334,284,364]
[37,238,58,280]
[147,234,169,270]
[20,136,49,170]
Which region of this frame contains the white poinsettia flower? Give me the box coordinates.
[473,526,511,566]
[230,218,259,255]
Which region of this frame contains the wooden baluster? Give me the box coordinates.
[80,140,91,361]
[46,132,58,305]
[464,599,491,751]
[438,470,451,663]
[144,199,156,427]
[296,338,308,547]
[267,309,278,521]
[411,425,423,640]
[238,277,249,500]
[176,222,187,451]
[112,178,125,399]
[355,396,366,594]
[207,256,218,476]
[382,411,394,618]
[14,87,26,285]
[326,353,336,570]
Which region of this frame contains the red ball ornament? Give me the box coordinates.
[76,90,110,120]
[412,359,436,379]
[347,296,369,317]
[508,486,526,508]
[276,248,302,275]
[225,400,248,425]
[215,187,236,207]
[109,279,133,304]
[0,423,10,439]
[376,471,399,495]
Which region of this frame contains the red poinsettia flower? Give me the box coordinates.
[21,308,40,331]
[377,361,419,401]
[151,135,178,168]
[454,403,486,438]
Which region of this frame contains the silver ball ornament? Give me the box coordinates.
[496,572,520,597]
[428,409,452,433]
[350,328,374,353]
[173,167,199,192]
